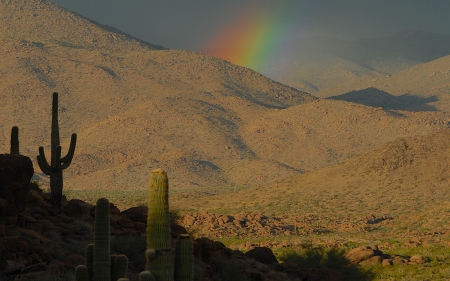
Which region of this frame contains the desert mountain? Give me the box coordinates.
[1,0,449,201]
[263,31,450,96]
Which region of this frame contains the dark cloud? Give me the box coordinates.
[49,0,450,50]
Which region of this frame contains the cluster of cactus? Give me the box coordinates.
[75,169,194,281]
[37,92,77,215]
[75,198,129,281]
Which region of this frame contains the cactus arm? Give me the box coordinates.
[75,265,89,281]
[111,254,128,281]
[60,133,77,168]
[37,147,52,175]
[86,243,94,281]
[10,126,19,154]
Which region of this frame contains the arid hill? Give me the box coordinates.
[173,129,450,228]
[1,0,450,200]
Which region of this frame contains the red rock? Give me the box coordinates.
[360,255,383,265]
[345,246,377,263]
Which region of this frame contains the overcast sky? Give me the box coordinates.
[49,0,450,52]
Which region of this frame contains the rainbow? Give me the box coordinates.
[200,3,302,74]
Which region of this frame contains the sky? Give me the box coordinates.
[49,0,450,70]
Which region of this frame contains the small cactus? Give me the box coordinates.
[174,234,194,281]
[112,254,129,281]
[75,265,89,281]
[10,126,19,154]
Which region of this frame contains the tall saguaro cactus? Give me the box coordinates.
[146,169,174,281]
[10,126,19,154]
[37,92,77,215]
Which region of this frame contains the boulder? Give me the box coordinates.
[245,247,278,264]
[63,199,94,222]
[345,245,379,263]
[0,154,34,215]
[120,206,147,224]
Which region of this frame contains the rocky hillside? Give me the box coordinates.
[1,153,355,281]
[3,0,449,195]
[172,129,450,232]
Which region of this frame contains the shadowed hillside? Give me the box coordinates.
[329,87,438,111]
[322,55,450,111]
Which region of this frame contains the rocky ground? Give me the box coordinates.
[1,154,352,281]
[0,154,435,281]
[180,212,393,239]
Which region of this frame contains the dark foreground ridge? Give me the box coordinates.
[0,153,354,281]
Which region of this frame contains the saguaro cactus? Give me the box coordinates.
[146,169,174,281]
[10,126,19,154]
[37,92,77,215]
[174,234,194,281]
[75,198,129,281]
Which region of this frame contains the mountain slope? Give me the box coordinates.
[0,0,163,51]
[1,0,449,197]
[173,129,450,230]
[0,0,316,192]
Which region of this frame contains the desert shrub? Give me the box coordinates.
[169,209,182,224]
[210,254,251,281]
[275,246,375,281]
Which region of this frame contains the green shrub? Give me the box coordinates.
[275,246,375,281]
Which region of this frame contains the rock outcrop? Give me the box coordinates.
[0,154,34,216]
